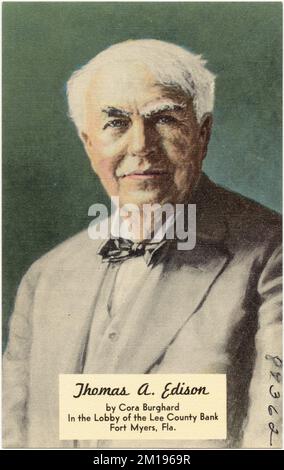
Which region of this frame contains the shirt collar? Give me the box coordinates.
[109,206,180,243]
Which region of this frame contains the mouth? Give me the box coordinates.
[121,170,168,180]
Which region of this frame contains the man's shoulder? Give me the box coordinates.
[216,182,280,224]
[202,175,281,243]
[26,228,104,280]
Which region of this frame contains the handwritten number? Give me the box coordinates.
[265,354,282,446]
[265,355,282,368]
[268,405,278,416]
[270,371,281,383]
[269,385,280,399]
[269,422,279,446]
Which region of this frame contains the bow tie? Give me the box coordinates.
[98,237,166,265]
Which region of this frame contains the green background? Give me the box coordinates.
[2,2,282,345]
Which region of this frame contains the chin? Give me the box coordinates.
[119,189,167,208]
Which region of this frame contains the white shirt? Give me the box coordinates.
[80,208,182,447]
[83,207,182,371]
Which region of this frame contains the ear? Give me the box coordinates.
[80,132,97,174]
[199,113,213,160]
[81,131,91,147]
[80,131,93,156]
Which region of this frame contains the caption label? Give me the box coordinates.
[59,374,226,440]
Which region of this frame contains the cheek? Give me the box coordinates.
[95,157,115,179]
[93,155,120,196]
[87,141,122,196]
[88,138,123,177]
[160,132,202,192]
[162,133,199,166]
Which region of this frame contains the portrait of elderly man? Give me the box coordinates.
[3,39,282,449]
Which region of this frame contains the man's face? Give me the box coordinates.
[82,62,212,207]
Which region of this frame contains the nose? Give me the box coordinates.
[127,118,154,156]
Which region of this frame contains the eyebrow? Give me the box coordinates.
[141,102,186,118]
[101,107,132,118]
[101,102,187,119]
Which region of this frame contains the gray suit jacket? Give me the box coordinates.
[3,174,282,448]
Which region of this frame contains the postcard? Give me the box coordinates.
[2,1,282,450]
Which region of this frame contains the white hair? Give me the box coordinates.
[67,39,216,134]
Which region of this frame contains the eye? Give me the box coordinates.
[155,115,177,125]
[103,119,129,130]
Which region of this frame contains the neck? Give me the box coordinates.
[114,204,177,242]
